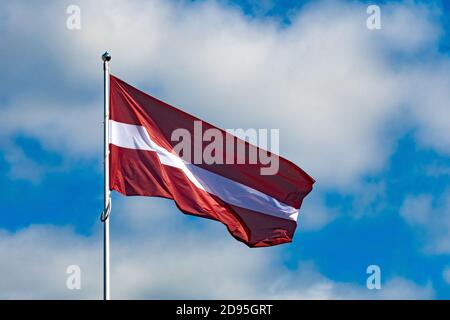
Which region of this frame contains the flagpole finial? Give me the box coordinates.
[102,51,111,62]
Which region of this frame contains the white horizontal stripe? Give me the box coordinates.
[110,120,298,221]
[109,120,205,190]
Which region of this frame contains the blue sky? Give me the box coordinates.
[0,0,449,299]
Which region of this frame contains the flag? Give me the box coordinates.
[109,75,314,247]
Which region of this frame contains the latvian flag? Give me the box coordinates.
[109,75,315,247]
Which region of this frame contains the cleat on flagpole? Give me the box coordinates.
[100,200,111,222]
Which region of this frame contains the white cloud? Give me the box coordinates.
[443,266,450,285]
[0,0,449,191]
[405,61,450,155]
[0,141,45,184]
[0,96,102,157]
[265,264,434,300]
[400,191,450,254]
[400,194,434,225]
[424,164,450,178]
[297,188,337,230]
[0,197,434,299]
[0,225,100,299]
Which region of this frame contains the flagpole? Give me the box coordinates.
[101,51,111,301]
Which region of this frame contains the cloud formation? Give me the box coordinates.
[443,265,450,285]
[0,197,434,299]
[400,190,450,254]
[1,0,449,190]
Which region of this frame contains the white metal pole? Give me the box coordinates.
[101,51,111,301]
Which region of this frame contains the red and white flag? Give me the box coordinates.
[109,75,314,247]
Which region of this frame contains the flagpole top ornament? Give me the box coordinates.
[102,51,111,62]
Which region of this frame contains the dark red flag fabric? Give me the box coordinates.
[109,75,314,247]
